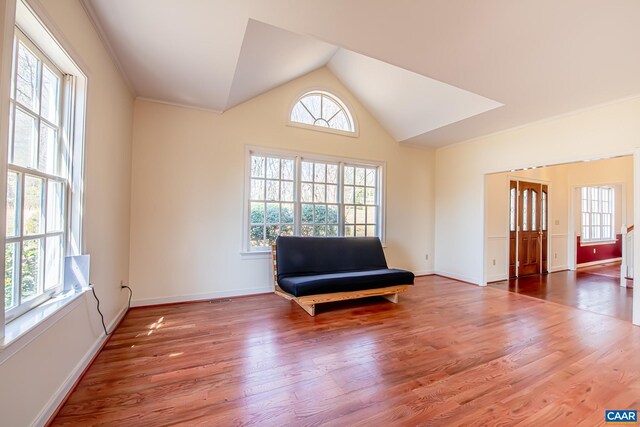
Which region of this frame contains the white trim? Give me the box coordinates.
[434,270,482,286]
[287,87,359,137]
[21,0,89,255]
[239,251,272,259]
[19,0,90,76]
[413,270,434,277]
[33,302,129,427]
[136,96,223,114]
[241,240,390,258]
[578,238,618,247]
[487,274,508,283]
[133,271,432,307]
[5,26,69,321]
[632,148,640,326]
[478,151,636,322]
[497,177,553,280]
[578,185,616,243]
[550,265,569,273]
[485,153,636,177]
[0,0,18,336]
[506,174,552,186]
[576,257,622,269]
[570,180,627,271]
[287,121,359,138]
[0,289,89,363]
[131,286,273,308]
[78,0,135,96]
[481,174,489,285]
[4,0,88,326]
[245,144,384,167]
[242,145,386,253]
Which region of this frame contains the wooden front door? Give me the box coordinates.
[510,180,548,277]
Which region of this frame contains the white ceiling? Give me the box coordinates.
[327,49,502,142]
[227,20,502,142]
[226,20,338,110]
[82,0,640,147]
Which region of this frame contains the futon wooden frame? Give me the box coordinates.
[271,244,409,316]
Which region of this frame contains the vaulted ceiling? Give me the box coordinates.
[82,0,640,147]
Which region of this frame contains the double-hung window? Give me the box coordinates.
[581,186,614,242]
[247,149,383,251]
[3,6,86,326]
[5,29,67,321]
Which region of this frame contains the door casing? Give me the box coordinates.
[509,179,550,277]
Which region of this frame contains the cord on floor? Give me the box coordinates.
[90,283,109,337]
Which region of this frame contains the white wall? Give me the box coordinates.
[436,96,640,285]
[484,157,633,281]
[129,67,435,305]
[0,0,134,425]
[484,165,568,281]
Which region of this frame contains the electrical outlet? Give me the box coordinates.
[554,219,560,226]
[120,280,128,288]
[593,248,596,254]
[554,253,558,259]
[425,254,429,261]
[492,259,496,266]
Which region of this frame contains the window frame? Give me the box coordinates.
[242,146,385,253]
[1,0,88,331]
[580,186,615,244]
[4,28,70,322]
[287,89,359,138]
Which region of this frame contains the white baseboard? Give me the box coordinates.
[34,303,129,427]
[550,265,569,272]
[131,286,274,307]
[414,270,434,277]
[577,257,622,268]
[434,270,482,286]
[487,274,508,283]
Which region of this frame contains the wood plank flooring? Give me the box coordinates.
[490,262,633,321]
[52,275,640,426]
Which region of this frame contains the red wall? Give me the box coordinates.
[576,234,622,264]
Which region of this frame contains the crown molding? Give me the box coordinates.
[136,97,224,114]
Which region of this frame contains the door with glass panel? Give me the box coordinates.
[509,180,548,277]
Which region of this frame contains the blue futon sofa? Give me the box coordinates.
[272,236,414,316]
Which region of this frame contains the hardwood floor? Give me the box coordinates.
[52,275,640,426]
[490,262,633,321]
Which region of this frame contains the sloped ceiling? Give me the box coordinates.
[228,21,502,142]
[327,48,502,142]
[226,21,338,110]
[83,0,640,147]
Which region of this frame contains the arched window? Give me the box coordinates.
[290,91,355,134]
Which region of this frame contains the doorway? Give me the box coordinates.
[509,180,548,277]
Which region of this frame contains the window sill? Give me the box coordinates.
[240,242,388,259]
[287,121,359,138]
[0,288,89,364]
[240,251,272,259]
[579,239,618,247]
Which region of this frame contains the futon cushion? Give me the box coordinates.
[278,268,415,297]
[276,236,388,279]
